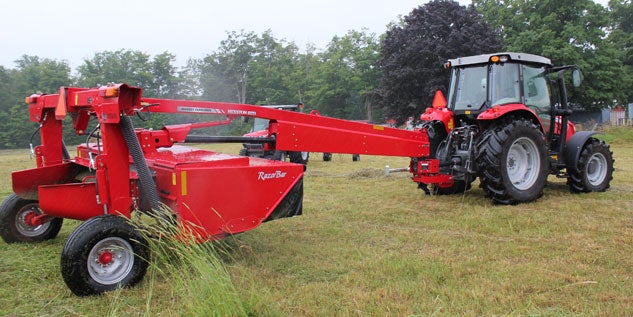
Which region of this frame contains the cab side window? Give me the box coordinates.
[522,65,552,115]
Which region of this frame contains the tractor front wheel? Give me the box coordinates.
[61,215,149,296]
[0,193,63,243]
[477,117,549,204]
[568,138,614,193]
[289,151,309,165]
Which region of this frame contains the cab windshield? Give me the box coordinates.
[447,63,523,111]
[252,118,269,132]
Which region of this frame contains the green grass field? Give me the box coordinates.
[1,128,632,316]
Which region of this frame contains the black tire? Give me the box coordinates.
[352,154,361,162]
[567,138,614,193]
[239,148,248,157]
[323,153,332,161]
[272,150,287,162]
[61,215,149,296]
[289,151,309,165]
[477,117,549,204]
[0,193,63,243]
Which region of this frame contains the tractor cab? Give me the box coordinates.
[249,104,303,134]
[445,52,555,130]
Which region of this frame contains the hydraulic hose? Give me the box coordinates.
[119,116,160,213]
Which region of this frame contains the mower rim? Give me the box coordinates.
[15,204,50,238]
[87,236,135,285]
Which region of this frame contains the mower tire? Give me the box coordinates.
[61,215,149,296]
[0,193,63,243]
[568,138,614,193]
[477,117,548,204]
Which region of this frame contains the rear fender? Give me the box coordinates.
[564,131,600,172]
[477,103,544,133]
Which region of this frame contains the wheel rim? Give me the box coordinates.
[506,137,541,190]
[15,204,50,237]
[88,237,135,285]
[586,152,608,186]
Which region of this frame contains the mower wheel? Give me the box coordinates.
[323,153,332,161]
[477,117,548,204]
[568,138,614,193]
[352,154,360,162]
[0,193,63,243]
[61,215,149,296]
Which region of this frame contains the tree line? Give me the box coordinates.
[0,0,630,149]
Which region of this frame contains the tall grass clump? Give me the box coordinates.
[130,208,248,316]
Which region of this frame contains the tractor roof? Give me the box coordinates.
[260,104,301,111]
[447,52,552,67]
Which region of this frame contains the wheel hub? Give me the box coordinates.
[22,211,39,226]
[87,237,134,285]
[98,251,113,265]
[16,205,50,237]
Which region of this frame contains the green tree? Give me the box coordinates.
[607,0,633,103]
[248,30,302,105]
[309,29,381,120]
[148,52,182,99]
[199,30,258,103]
[474,0,626,108]
[0,56,71,148]
[76,49,153,91]
[0,66,17,111]
[376,0,502,122]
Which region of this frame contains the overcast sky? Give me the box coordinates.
[0,0,609,70]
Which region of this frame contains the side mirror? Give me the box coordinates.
[572,69,582,87]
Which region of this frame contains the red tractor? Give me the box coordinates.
[414,52,614,204]
[0,52,613,296]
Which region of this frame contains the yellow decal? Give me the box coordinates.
[75,94,78,106]
[465,110,471,115]
[373,125,384,130]
[448,119,454,130]
[172,173,176,185]
[181,171,187,196]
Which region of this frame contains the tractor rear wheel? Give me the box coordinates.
[61,215,149,296]
[567,138,614,193]
[477,117,548,204]
[0,193,63,243]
